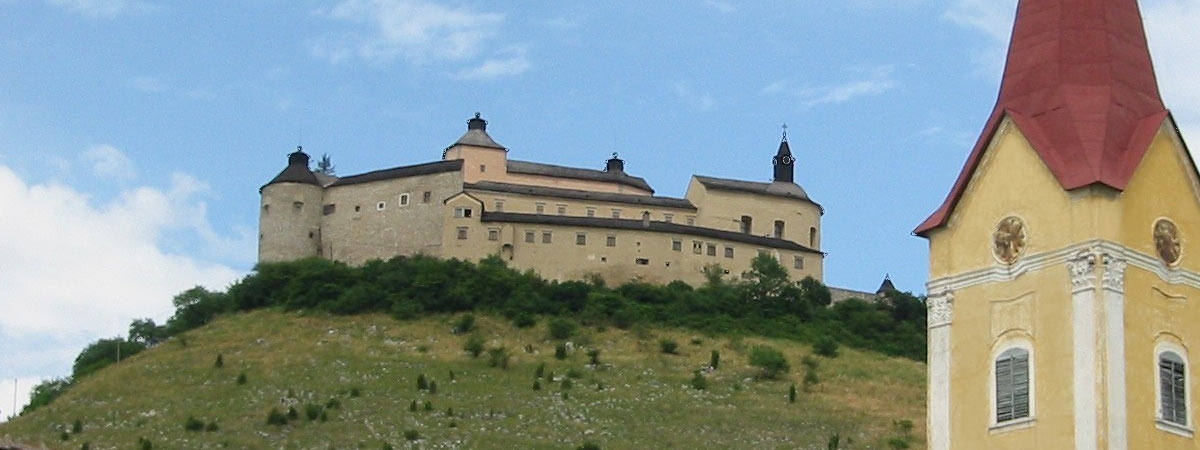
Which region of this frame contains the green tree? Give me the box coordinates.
[73,338,146,379]
[749,345,790,380]
[127,318,165,346]
[22,377,72,414]
[315,153,336,176]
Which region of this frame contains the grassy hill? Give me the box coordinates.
[0,310,926,450]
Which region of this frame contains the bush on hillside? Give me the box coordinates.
[659,339,679,355]
[463,335,485,358]
[548,318,576,340]
[749,345,789,380]
[814,336,839,358]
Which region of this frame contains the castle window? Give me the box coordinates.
[672,239,682,251]
[480,164,486,173]
[422,191,431,203]
[376,201,386,211]
[686,216,696,226]
[262,204,270,213]
[1159,349,1189,428]
[586,207,596,217]
[456,227,468,240]
[774,220,785,238]
[399,193,410,206]
[576,233,587,245]
[995,347,1031,424]
[810,227,818,247]
[612,209,621,219]
[557,204,567,216]
[664,213,674,223]
[740,215,752,234]
[536,203,546,214]
[794,256,804,269]
[606,235,617,247]
[642,211,651,222]
[355,205,361,213]
[692,241,703,254]
[494,200,504,212]
[635,258,650,265]
[454,207,473,218]
[724,246,734,258]
[542,231,552,244]
[525,230,535,243]
[323,204,336,215]
[706,244,717,256]
[294,201,304,211]
[488,228,500,241]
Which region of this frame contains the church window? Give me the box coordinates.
[454,207,473,218]
[794,256,804,269]
[740,216,752,234]
[606,235,617,247]
[995,347,1031,424]
[536,203,546,214]
[323,204,336,215]
[542,231,552,244]
[456,227,468,240]
[724,246,734,258]
[422,191,431,203]
[525,230,535,243]
[672,239,682,251]
[376,201,386,211]
[706,243,717,256]
[576,233,587,245]
[488,228,500,241]
[774,220,785,238]
[1159,350,1189,427]
[399,193,410,206]
[664,213,674,223]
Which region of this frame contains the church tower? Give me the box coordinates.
[917,0,1200,448]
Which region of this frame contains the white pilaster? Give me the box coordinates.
[1102,254,1128,450]
[1069,251,1099,450]
[927,290,954,450]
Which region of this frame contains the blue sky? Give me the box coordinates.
[3,0,1200,418]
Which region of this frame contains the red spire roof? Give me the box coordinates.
[915,0,1169,236]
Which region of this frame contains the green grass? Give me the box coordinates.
[0,310,926,449]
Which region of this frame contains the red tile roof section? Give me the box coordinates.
[915,0,1169,236]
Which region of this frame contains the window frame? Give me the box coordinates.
[455,226,468,240]
[398,193,410,207]
[524,230,536,243]
[576,233,587,246]
[1156,341,1193,436]
[990,340,1035,432]
[453,207,473,218]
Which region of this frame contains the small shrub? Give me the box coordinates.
[659,339,679,355]
[893,419,914,439]
[266,408,288,426]
[416,344,430,353]
[417,373,429,390]
[814,336,840,358]
[236,372,247,385]
[383,443,395,450]
[205,421,218,432]
[464,335,485,358]
[587,349,601,366]
[887,438,910,449]
[535,362,546,378]
[561,377,573,390]
[409,400,418,412]
[803,369,820,391]
[548,318,576,340]
[690,337,703,345]
[749,345,789,380]
[184,416,205,431]
[532,380,542,391]
[554,343,568,360]
[423,400,434,412]
[60,431,69,441]
[80,442,90,450]
[566,367,584,379]
[349,387,362,397]
[801,355,820,371]
[326,398,342,409]
[487,347,510,369]
[305,403,322,421]
[214,353,224,368]
[429,380,438,394]
[577,443,601,450]
[690,371,707,390]
[287,406,299,420]
[789,384,797,403]
[513,313,536,328]
[448,369,456,381]
[72,419,83,434]
[448,420,457,428]
[319,410,329,422]
[404,429,421,441]
[445,407,454,417]
[710,350,720,370]
[827,433,840,450]
[454,314,475,334]
[138,437,152,450]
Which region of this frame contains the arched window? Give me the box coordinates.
[740,215,752,234]
[995,347,1031,423]
[773,220,785,239]
[809,227,818,247]
[1160,350,1188,426]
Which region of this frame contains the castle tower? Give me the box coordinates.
[442,112,507,183]
[259,147,324,262]
[916,0,1200,448]
[772,125,794,183]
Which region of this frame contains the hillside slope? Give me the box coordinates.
[1,311,925,449]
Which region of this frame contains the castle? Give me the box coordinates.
[258,114,824,286]
[920,0,1200,448]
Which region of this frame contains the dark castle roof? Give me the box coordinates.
[694,175,819,207]
[507,160,655,193]
[449,113,506,150]
[481,212,822,254]
[263,149,321,189]
[330,160,464,187]
[465,181,695,210]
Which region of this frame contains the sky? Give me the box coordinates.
[3,0,1200,419]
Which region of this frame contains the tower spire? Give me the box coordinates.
[773,124,794,183]
[916,0,1170,235]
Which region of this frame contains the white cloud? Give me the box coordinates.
[314,0,505,64]
[1144,0,1200,144]
[671,82,716,112]
[0,157,243,417]
[456,47,530,80]
[763,65,898,107]
[81,144,135,181]
[44,0,150,18]
[129,76,168,94]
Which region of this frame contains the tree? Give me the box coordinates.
[22,377,72,414]
[749,345,790,380]
[73,338,146,379]
[128,318,166,346]
[315,153,336,176]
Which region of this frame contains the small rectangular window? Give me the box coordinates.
[635,258,650,265]
[557,204,567,216]
[494,200,504,212]
[323,204,336,215]
[576,233,587,245]
[454,207,473,218]
[294,201,304,210]
[376,201,386,211]
[456,227,468,240]
[611,209,621,219]
[422,191,432,203]
[606,235,617,247]
[672,239,682,251]
[686,216,696,225]
[793,256,804,269]
[525,230,535,243]
[480,164,486,173]
[399,193,410,206]
[542,231,552,244]
[706,244,717,256]
[664,213,674,223]
[586,208,596,217]
[724,246,734,258]
[536,203,546,214]
[354,205,362,212]
[488,228,500,241]
[693,241,703,254]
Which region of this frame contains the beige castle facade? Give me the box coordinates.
[259,114,824,286]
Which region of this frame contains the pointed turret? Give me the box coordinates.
[772,125,794,183]
[450,112,505,150]
[264,146,321,188]
[916,0,1170,235]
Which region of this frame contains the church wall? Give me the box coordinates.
[685,178,822,249]
[319,170,464,265]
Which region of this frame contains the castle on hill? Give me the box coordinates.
[258,114,826,287]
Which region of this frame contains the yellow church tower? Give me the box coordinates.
[917,0,1200,448]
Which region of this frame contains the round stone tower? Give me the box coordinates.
[258,147,324,262]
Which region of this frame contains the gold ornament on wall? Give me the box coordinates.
[1154,218,1181,265]
[993,216,1027,264]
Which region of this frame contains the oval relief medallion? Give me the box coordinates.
[1154,218,1182,265]
[993,216,1027,264]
